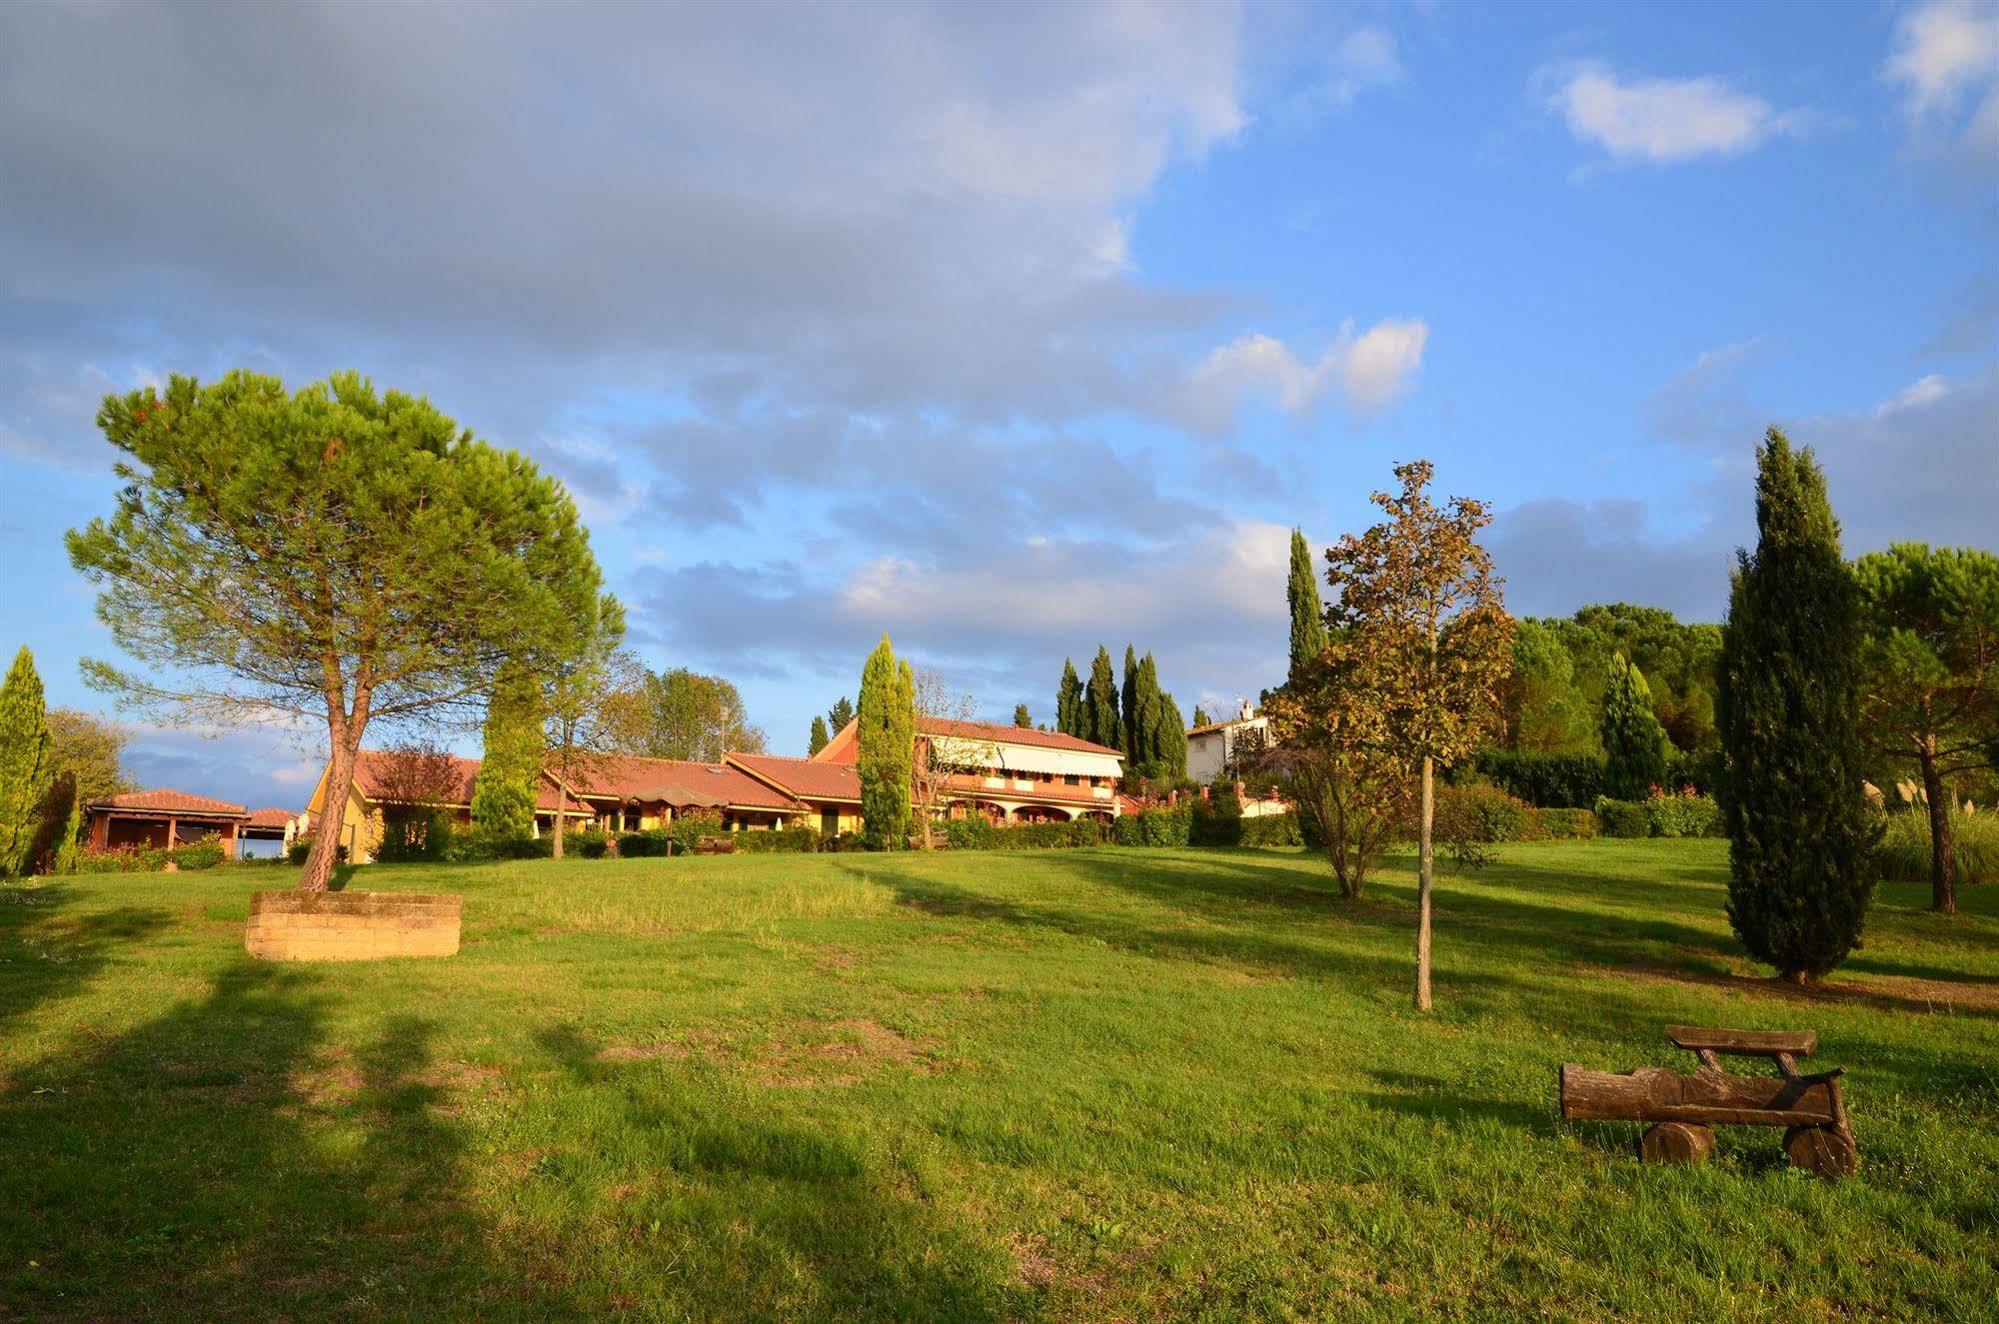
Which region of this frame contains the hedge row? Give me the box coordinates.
[1592,792,1723,839]
[1467,750,1716,808]
[79,840,229,873]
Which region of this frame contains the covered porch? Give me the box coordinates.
[87,789,250,856]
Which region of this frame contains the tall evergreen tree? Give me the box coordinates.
[828,696,855,734]
[472,661,542,840]
[1718,429,1876,983]
[1191,705,1212,729]
[1287,527,1331,687]
[1130,653,1164,771]
[1013,703,1032,728]
[857,635,914,849]
[1120,645,1140,755]
[1055,660,1083,736]
[1154,690,1188,778]
[0,647,54,877]
[807,714,830,755]
[1600,653,1671,798]
[1085,647,1121,750]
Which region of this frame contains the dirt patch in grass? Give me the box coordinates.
[813,943,862,971]
[595,1029,730,1063]
[1593,959,1999,1016]
[757,1018,939,1087]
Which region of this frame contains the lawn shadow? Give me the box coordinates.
[0,959,576,1319]
[532,1021,1029,1320]
[0,881,172,1034]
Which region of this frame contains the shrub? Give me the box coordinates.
[1594,797,1650,839]
[942,817,1107,850]
[1877,807,1999,888]
[1534,808,1600,840]
[1645,789,1723,838]
[375,808,454,863]
[1239,812,1302,848]
[79,838,229,873]
[618,829,673,858]
[568,830,614,859]
[667,812,728,856]
[1467,752,1605,808]
[1116,802,1189,847]
[734,826,821,854]
[1434,783,1540,843]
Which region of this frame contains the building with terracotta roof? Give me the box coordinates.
[87,788,251,854]
[306,713,1128,862]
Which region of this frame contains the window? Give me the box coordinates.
[1064,774,1079,786]
[623,807,640,832]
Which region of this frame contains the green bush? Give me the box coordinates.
[1877,807,1999,887]
[447,831,553,862]
[1468,752,1606,808]
[667,812,728,855]
[1534,808,1600,839]
[1594,797,1650,839]
[1114,802,1189,847]
[941,817,1107,851]
[618,829,673,858]
[1435,783,1541,843]
[568,830,614,859]
[375,808,454,863]
[1239,812,1302,848]
[1645,790,1722,838]
[1189,793,1243,847]
[79,838,229,873]
[733,826,821,853]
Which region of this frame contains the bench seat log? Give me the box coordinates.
[1666,1026,1816,1058]
[1559,1063,1842,1128]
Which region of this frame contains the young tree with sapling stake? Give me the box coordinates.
[1718,429,1876,980]
[910,668,994,849]
[857,635,914,850]
[0,647,54,878]
[1317,460,1513,1009]
[540,608,630,860]
[1854,544,1999,915]
[1600,653,1671,798]
[67,371,608,892]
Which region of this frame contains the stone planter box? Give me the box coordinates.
[245,890,462,962]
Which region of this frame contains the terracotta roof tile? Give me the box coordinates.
[246,807,296,829]
[90,788,247,817]
[918,717,1123,757]
[727,752,862,802]
[563,754,804,812]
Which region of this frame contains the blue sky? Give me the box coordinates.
[2,1,1995,808]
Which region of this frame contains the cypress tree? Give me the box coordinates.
[1287,528,1331,687]
[1131,653,1164,772]
[1600,653,1671,799]
[858,635,913,849]
[1718,429,1876,983]
[828,696,855,734]
[1191,705,1212,729]
[23,773,78,877]
[472,661,542,840]
[0,647,53,877]
[1154,690,1188,778]
[807,714,830,755]
[1013,703,1032,728]
[1056,660,1083,736]
[1120,645,1140,755]
[1085,647,1121,750]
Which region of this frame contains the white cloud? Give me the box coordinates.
[1181,317,1428,430]
[1885,1,1999,155]
[1547,63,1811,163]
[1876,372,1950,415]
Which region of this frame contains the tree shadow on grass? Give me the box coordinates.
[0,961,579,1320]
[0,882,172,1035]
[531,1021,1030,1321]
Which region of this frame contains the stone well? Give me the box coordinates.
[245,890,462,962]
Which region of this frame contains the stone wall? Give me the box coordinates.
[245,890,462,962]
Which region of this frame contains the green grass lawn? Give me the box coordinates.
[2,843,1995,1320]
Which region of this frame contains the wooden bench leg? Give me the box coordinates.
[1641,1123,1714,1165]
[1784,1126,1857,1181]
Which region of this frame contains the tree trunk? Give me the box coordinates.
[301,738,357,893]
[551,769,568,860]
[1416,752,1433,1011]
[1919,739,1954,914]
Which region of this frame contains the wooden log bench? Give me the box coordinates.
[692,836,737,856]
[1560,1026,1856,1179]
